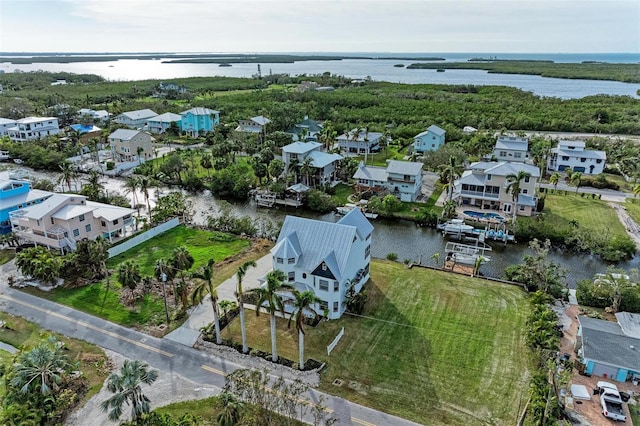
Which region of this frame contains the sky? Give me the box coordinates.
[0,0,638,53]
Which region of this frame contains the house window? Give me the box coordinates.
[287,257,295,264]
[562,156,570,161]
[85,224,91,232]
[79,214,85,222]
[113,219,119,225]
[322,263,327,271]
[333,302,339,312]
[596,159,602,164]
[365,245,371,258]
[36,219,40,226]
[319,301,328,312]
[101,220,106,227]
[288,271,295,282]
[499,151,506,157]
[302,273,307,279]
[486,174,491,181]
[276,257,283,264]
[514,152,522,158]
[73,229,80,237]
[580,158,586,162]
[522,189,528,194]
[524,176,530,183]
[319,280,329,291]
[334,281,339,292]
[519,205,525,211]
[51,217,55,225]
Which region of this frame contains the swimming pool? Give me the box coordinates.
[463,210,506,222]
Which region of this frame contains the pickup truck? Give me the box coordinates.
[597,381,627,422]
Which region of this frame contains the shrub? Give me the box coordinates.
[305,189,337,212]
[386,252,398,261]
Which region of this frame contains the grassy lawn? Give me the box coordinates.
[360,145,408,167]
[0,248,15,265]
[25,226,252,329]
[221,260,530,425]
[624,198,640,225]
[156,396,221,423]
[527,192,627,238]
[0,311,109,403]
[331,182,353,205]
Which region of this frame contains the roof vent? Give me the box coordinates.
[631,345,635,350]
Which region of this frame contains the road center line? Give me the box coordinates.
[0,294,174,358]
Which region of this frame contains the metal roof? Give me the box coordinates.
[615,312,640,339]
[517,193,536,207]
[353,165,388,182]
[579,315,640,372]
[337,207,374,240]
[87,202,135,221]
[148,112,182,123]
[470,161,541,178]
[22,194,77,220]
[180,107,219,116]
[495,140,528,151]
[52,204,94,220]
[118,109,158,120]
[282,141,322,154]
[308,150,342,168]
[387,160,423,176]
[552,148,606,160]
[0,188,53,211]
[251,115,271,125]
[109,129,145,141]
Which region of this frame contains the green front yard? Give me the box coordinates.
[221,260,530,425]
[537,193,626,235]
[25,226,251,329]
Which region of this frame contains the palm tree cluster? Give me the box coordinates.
[101,360,158,422]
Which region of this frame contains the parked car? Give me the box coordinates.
[597,381,627,422]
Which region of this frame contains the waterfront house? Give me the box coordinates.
[413,125,446,154]
[491,135,530,162]
[0,180,52,234]
[267,208,373,319]
[286,116,323,142]
[235,115,271,134]
[576,313,640,382]
[6,117,60,142]
[336,128,383,154]
[0,118,17,137]
[454,161,540,216]
[547,140,606,175]
[77,108,110,123]
[10,193,136,252]
[354,160,423,202]
[146,112,182,134]
[180,107,220,137]
[282,141,343,186]
[108,129,154,163]
[114,109,158,129]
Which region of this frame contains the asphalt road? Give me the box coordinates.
[0,276,419,426]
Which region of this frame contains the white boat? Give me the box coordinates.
[438,218,474,235]
[452,252,491,265]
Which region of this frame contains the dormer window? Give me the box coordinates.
[287,257,295,264]
[276,257,283,264]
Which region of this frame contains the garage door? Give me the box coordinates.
[592,363,618,379]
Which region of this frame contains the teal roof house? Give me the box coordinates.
[180,108,220,137]
[413,125,446,154]
[0,180,52,234]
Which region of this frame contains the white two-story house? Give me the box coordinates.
[353,160,423,202]
[7,117,60,141]
[336,128,383,154]
[268,208,374,319]
[491,135,530,162]
[454,161,540,216]
[282,141,343,186]
[547,140,606,175]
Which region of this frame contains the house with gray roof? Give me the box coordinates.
[413,124,446,154]
[577,314,640,382]
[353,160,423,201]
[267,208,373,319]
[286,116,323,142]
[282,141,343,186]
[491,135,530,162]
[114,109,158,129]
[454,161,540,216]
[236,115,270,134]
[336,128,383,154]
[146,112,182,134]
[547,140,606,175]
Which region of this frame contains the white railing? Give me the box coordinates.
[327,327,345,356]
[107,217,180,258]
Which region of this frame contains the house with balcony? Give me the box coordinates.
[146,112,182,134]
[180,107,220,137]
[454,161,540,217]
[108,129,154,163]
[0,118,17,137]
[114,109,158,129]
[353,160,423,202]
[266,207,374,319]
[6,117,60,141]
[286,116,323,142]
[576,313,640,382]
[413,125,446,154]
[77,108,110,124]
[282,141,343,186]
[0,180,52,234]
[547,140,606,175]
[336,128,383,154]
[235,115,270,134]
[491,135,530,162]
[10,194,136,253]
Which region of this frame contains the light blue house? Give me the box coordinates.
[413,124,446,154]
[180,107,220,137]
[0,180,52,234]
[577,314,640,383]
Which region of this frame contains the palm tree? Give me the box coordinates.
[191,259,222,344]
[300,157,314,187]
[250,270,293,362]
[118,260,142,303]
[137,145,144,165]
[570,171,583,193]
[200,153,213,177]
[83,169,104,201]
[593,268,635,313]
[549,172,562,192]
[154,258,174,323]
[138,175,152,218]
[287,290,321,370]
[11,337,72,396]
[123,176,140,211]
[438,156,463,202]
[171,246,194,311]
[506,170,531,223]
[235,260,257,354]
[101,360,158,422]
[57,161,78,192]
[216,392,244,426]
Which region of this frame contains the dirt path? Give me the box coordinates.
[609,202,640,252]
